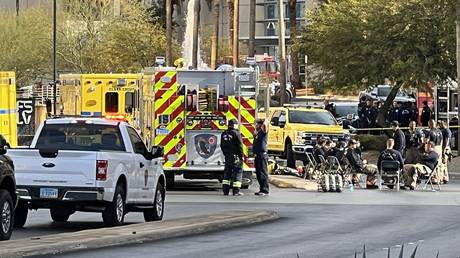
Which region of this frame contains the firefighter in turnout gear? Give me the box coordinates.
[220,119,244,196]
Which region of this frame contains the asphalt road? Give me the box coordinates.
[11,179,460,258]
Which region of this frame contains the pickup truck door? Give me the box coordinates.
[269,111,283,151]
[126,127,156,203]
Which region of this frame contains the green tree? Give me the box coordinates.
[296,0,456,125]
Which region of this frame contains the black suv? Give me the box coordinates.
[0,135,16,240]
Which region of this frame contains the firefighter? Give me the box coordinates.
[253,119,269,196]
[220,119,244,196]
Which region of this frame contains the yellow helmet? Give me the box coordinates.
[174,58,185,68]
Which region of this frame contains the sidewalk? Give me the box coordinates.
[0,210,279,258]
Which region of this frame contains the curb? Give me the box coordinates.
[0,210,279,258]
[269,175,318,191]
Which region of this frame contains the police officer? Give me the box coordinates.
[253,119,269,196]
[421,101,432,126]
[390,121,405,154]
[220,119,244,196]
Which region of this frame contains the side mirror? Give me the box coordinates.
[151,146,164,159]
[270,117,279,126]
[0,135,8,155]
[278,119,286,128]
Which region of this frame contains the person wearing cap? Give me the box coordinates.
[390,121,405,154]
[253,119,269,196]
[345,139,378,188]
[220,119,244,196]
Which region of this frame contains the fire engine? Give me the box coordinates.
[0,72,18,147]
[142,68,258,188]
[59,68,260,188]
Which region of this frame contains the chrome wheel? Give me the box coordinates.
[155,188,163,217]
[116,194,124,223]
[1,202,11,234]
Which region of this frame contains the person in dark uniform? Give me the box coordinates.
[377,138,404,171]
[220,119,244,196]
[389,102,401,125]
[390,121,406,154]
[253,119,269,196]
[410,102,419,125]
[324,100,336,117]
[313,137,326,163]
[404,121,422,164]
[403,142,439,189]
[400,103,411,127]
[421,101,432,126]
[346,139,378,188]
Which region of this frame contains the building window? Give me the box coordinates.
[265,22,277,36]
[265,4,277,19]
[284,3,305,18]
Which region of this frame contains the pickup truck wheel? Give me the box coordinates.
[102,185,126,227]
[14,201,28,228]
[144,182,165,222]
[0,190,13,241]
[50,208,73,222]
[285,142,295,168]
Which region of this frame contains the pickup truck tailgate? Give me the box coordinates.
[9,149,97,187]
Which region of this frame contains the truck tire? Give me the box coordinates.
[0,190,13,241]
[102,185,126,227]
[285,142,295,168]
[144,182,165,222]
[14,201,28,228]
[50,208,73,222]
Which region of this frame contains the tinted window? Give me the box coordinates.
[36,124,125,151]
[105,92,118,113]
[127,127,148,156]
[270,111,281,125]
[335,105,358,117]
[125,92,134,113]
[288,110,337,125]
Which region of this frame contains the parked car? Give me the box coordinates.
[333,102,359,127]
[359,85,416,103]
[8,118,165,227]
[0,135,16,240]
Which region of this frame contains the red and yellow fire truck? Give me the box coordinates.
[145,68,258,188]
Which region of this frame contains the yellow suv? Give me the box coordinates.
[267,105,349,167]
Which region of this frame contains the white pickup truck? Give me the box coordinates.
[8,118,165,227]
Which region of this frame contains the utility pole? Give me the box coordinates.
[192,0,201,68]
[248,0,256,57]
[278,0,287,105]
[15,0,19,16]
[232,0,239,67]
[52,0,57,115]
[166,0,173,66]
[457,0,460,152]
[210,0,220,69]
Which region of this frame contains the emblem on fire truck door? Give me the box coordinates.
[195,134,218,159]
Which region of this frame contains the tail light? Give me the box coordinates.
[96,160,108,181]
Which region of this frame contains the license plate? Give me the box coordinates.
[40,188,58,199]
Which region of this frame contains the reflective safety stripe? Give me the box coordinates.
[222,180,231,185]
[232,181,242,188]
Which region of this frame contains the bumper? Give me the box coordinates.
[292,144,314,162]
[16,185,105,202]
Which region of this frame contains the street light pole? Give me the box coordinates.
[52,0,57,115]
[457,0,460,153]
[278,0,287,105]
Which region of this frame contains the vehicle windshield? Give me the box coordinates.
[335,105,358,117]
[377,87,407,97]
[35,124,125,151]
[288,110,337,125]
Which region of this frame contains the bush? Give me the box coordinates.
[354,134,387,151]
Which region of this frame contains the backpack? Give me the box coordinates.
[381,150,395,161]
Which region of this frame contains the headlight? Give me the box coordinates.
[295,132,304,144]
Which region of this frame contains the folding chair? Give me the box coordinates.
[306,152,321,180]
[415,163,441,191]
[379,160,401,191]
